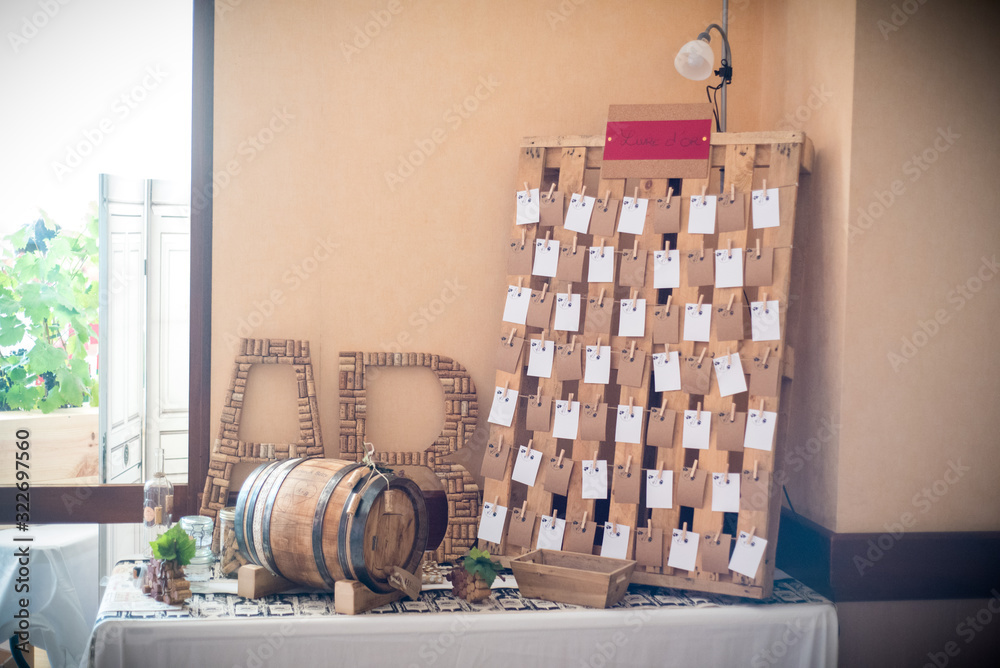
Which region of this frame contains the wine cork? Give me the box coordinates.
[154,506,163,525]
[166,494,174,517]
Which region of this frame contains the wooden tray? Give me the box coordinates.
[509,549,635,608]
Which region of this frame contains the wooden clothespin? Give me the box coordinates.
[539,282,549,302]
[759,398,765,414]
[697,347,707,366]
[624,454,632,473]
[714,530,722,545]
[544,230,551,250]
[572,233,578,254]
[665,294,673,314]
[520,227,526,248]
[730,183,736,203]
[596,336,602,350]
[628,395,635,417]
[682,521,689,541]
[519,500,527,519]
[699,184,707,205]
[700,236,705,260]
[761,346,770,365]
[523,181,530,195]
[727,346,732,361]
[657,460,664,480]
[755,237,761,259]
[503,379,510,397]
[508,327,516,346]
[727,293,736,312]
[536,393,542,407]
[628,340,636,362]
[582,511,589,527]
[659,398,668,418]
[592,449,599,468]
[613,520,619,534]
[690,459,699,479]
[729,402,737,423]
[761,291,768,305]
[569,334,577,353]
[603,189,611,207]
[633,186,639,205]
[598,237,605,257]
[567,393,574,404]
[727,238,733,259]
[546,182,556,200]
[566,281,573,296]
[762,179,768,197]
[664,238,671,253]
[696,401,702,418]
[633,238,640,259]
[551,508,559,529]
[696,293,704,314]
[746,526,757,543]
[516,276,523,295]
[492,495,499,509]
[527,438,534,451]
[598,288,605,307]
[556,449,565,468]
[580,185,587,198]
[753,459,759,481]
[497,434,504,452]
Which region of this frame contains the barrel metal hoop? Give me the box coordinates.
[260,457,308,578]
[311,462,365,590]
[250,458,300,575]
[349,476,429,595]
[338,471,377,582]
[236,460,282,567]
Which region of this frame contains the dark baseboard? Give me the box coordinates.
[777,508,1000,602]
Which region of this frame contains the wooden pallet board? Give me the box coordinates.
[479,132,810,599]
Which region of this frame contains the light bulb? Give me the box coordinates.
[674,38,715,81]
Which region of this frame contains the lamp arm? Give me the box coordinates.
[704,23,732,78]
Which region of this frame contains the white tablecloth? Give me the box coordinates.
[85,562,837,668]
[0,525,99,668]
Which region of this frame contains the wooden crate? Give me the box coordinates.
[510,549,635,608]
[480,132,812,599]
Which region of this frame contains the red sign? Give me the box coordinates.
[604,119,713,161]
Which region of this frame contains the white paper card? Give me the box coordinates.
[565,192,596,233]
[527,339,554,378]
[688,195,717,234]
[744,409,778,451]
[587,246,615,283]
[683,302,712,342]
[477,502,508,543]
[645,471,674,509]
[712,352,747,397]
[682,410,711,450]
[714,248,744,288]
[617,197,648,234]
[581,459,608,499]
[536,515,566,551]
[653,249,680,289]
[583,345,612,384]
[532,239,560,277]
[618,299,646,337]
[729,531,768,578]
[516,188,540,225]
[711,473,741,512]
[511,444,543,486]
[667,529,700,572]
[554,293,581,332]
[751,300,781,341]
[600,523,631,560]
[502,285,530,325]
[652,351,682,392]
[615,405,643,444]
[488,386,518,427]
[552,400,581,440]
[751,188,780,229]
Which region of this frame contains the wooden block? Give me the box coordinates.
[237,565,294,599]
[334,579,405,615]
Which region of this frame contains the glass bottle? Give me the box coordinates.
[142,448,174,557]
[179,515,214,581]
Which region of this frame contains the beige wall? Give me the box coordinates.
[212,0,1000,530]
[211,0,771,470]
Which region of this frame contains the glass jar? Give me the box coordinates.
[142,448,174,557]
[218,507,242,578]
[180,515,215,581]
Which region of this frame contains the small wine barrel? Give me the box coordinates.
[234,458,428,593]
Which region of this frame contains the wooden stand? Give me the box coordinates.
[334,579,406,615]
[237,565,294,598]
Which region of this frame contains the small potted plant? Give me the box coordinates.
[447,547,505,602]
[142,524,197,605]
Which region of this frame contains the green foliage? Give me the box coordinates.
[0,213,99,412]
[150,523,197,566]
[463,547,505,587]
